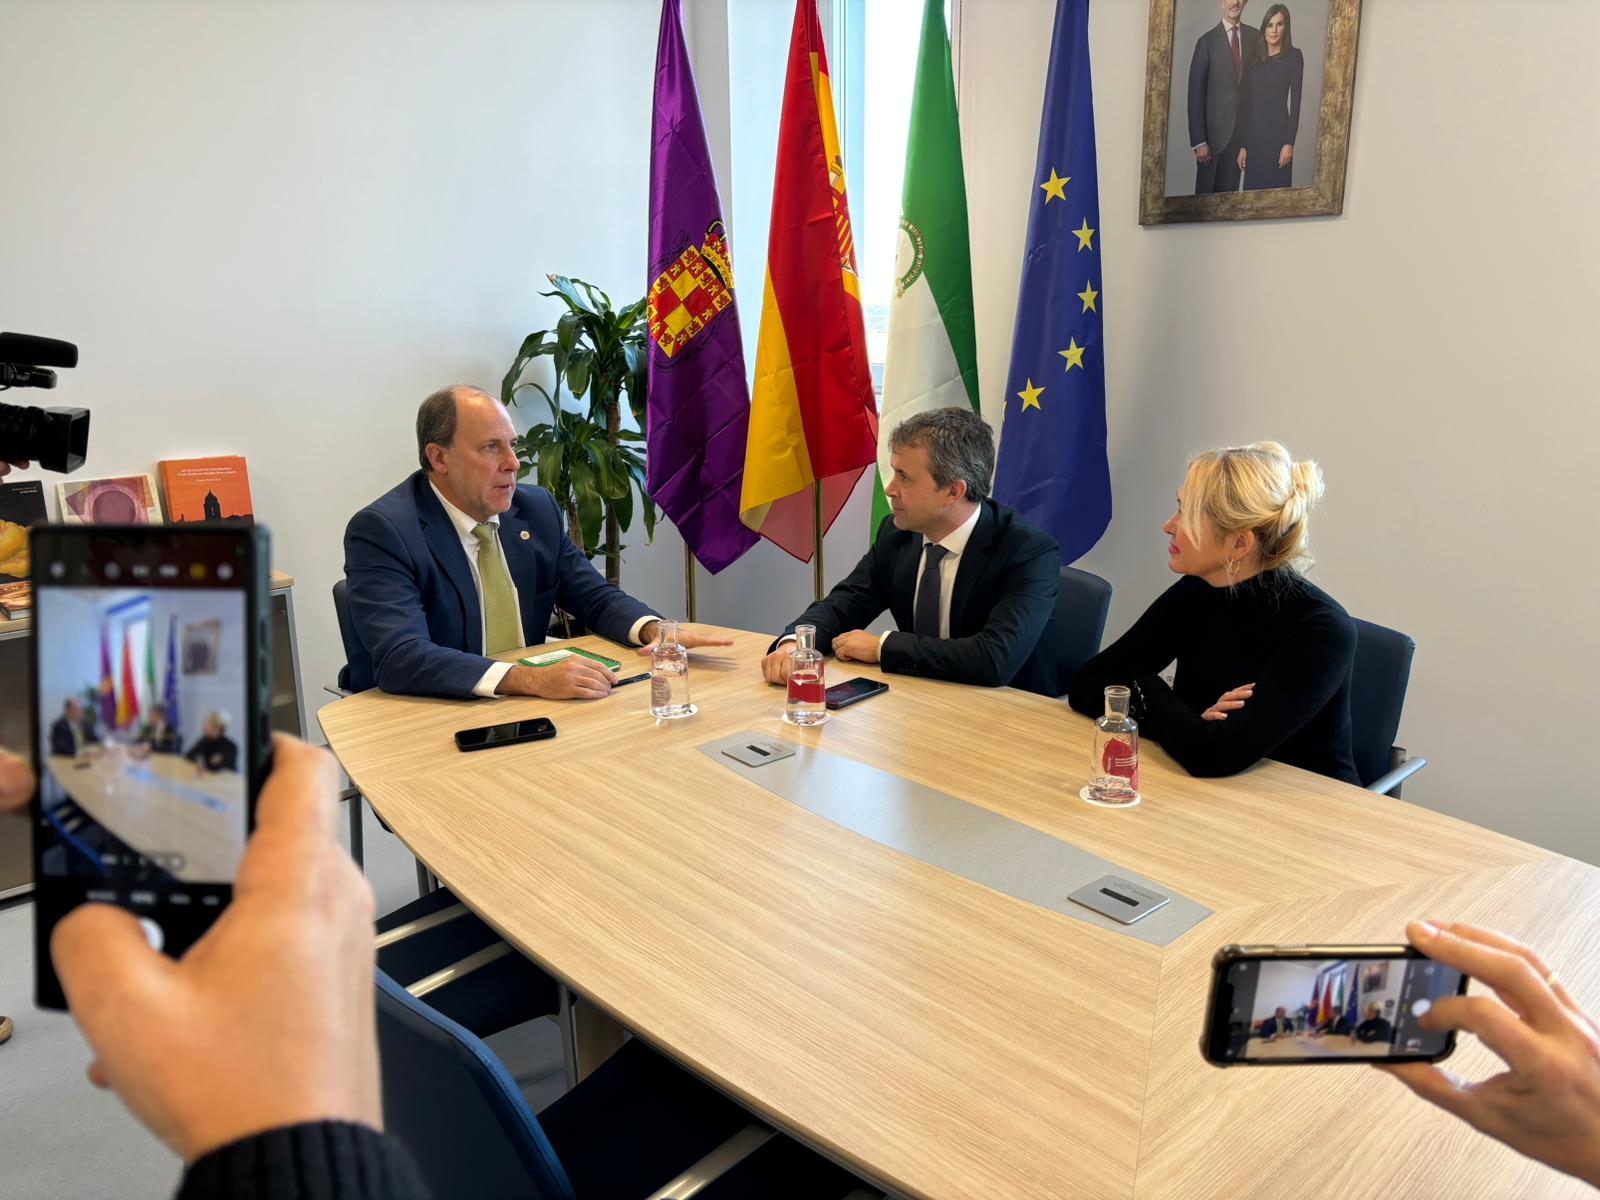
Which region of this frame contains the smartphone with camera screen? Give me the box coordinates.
[30,526,272,1010]
[1201,943,1469,1067]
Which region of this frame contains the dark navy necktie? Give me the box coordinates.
[914,544,949,638]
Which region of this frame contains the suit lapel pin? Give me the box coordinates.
[519,530,530,541]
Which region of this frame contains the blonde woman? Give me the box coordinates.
[1067,442,1358,783]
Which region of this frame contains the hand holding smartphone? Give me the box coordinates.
[30,526,272,1010]
[1201,943,1468,1066]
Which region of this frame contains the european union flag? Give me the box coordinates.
[993,0,1111,565]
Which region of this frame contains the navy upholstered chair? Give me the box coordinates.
[1350,618,1428,796]
[376,889,562,1045]
[375,969,874,1200]
[1054,565,1112,684]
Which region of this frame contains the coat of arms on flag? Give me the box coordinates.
[647,221,736,359]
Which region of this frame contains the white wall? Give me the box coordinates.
[962,0,1600,863]
[2,0,678,717]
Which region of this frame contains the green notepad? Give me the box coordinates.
[519,646,623,672]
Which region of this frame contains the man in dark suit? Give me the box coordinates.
[49,697,100,758]
[343,385,729,700]
[761,408,1063,693]
[1187,0,1261,194]
[1257,1007,1293,1040]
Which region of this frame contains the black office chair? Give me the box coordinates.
[376,888,563,1048]
[1350,618,1427,796]
[1054,566,1112,681]
[375,968,876,1200]
[324,579,368,871]
[1013,564,1111,698]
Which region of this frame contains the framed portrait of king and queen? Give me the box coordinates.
[1139,0,1363,224]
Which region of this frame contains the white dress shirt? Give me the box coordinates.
[430,483,659,698]
[892,502,982,647]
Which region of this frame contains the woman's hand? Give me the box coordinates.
[1379,921,1600,1190]
[1237,147,1248,172]
[1279,144,1293,169]
[1202,683,1254,721]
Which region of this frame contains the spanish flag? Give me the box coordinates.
[117,627,140,730]
[739,0,877,561]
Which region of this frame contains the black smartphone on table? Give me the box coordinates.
[454,716,557,752]
[1201,943,1468,1067]
[30,525,272,1010]
[824,677,888,710]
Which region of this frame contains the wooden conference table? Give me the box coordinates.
[319,629,1599,1199]
[45,749,247,882]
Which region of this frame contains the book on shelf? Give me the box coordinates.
[0,580,31,618]
[0,479,49,584]
[56,474,164,525]
[157,455,254,524]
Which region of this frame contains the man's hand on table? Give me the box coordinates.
[633,623,735,657]
[831,631,881,665]
[498,658,617,700]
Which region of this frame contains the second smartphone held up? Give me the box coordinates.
[1201,943,1468,1066]
[29,525,273,1011]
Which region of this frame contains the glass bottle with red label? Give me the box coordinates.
[782,624,829,726]
[1086,685,1140,806]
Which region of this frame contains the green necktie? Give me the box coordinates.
[472,522,520,656]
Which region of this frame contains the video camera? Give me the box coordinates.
[0,332,89,473]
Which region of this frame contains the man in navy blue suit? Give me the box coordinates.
[342,385,729,700]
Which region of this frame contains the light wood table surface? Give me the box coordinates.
[45,750,246,881]
[319,629,1600,1200]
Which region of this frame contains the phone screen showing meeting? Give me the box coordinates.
[1219,955,1467,1063]
[31,530,259,1007]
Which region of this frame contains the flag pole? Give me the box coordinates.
[812,482,824,600]
[683,545,698,622]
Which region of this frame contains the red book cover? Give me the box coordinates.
[158,455,254,524]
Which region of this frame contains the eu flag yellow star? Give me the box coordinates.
[1073,219,1095,252]
[1016,378,1045,410]
[1039,169,1070,203]
[1058,338,1086,371]
[1078,280,1098,313]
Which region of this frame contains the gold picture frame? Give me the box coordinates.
[1138,0,1363,225]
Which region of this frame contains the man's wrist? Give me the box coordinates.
[496,665,542,697]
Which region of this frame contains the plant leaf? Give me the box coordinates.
[566,348,592,399]
[501,330,554,406]
[543,274,588,313]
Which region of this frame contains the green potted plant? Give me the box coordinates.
[501,275,656,591]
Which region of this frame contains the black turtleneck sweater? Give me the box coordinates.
[176,1123,430,1200]
[1067,570,1360,785]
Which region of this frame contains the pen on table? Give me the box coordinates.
[613,672,651,687]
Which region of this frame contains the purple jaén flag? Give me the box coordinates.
[645,0,758,575]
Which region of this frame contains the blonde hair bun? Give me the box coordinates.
[1180,441,1322,575]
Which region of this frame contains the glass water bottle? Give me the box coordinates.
[782,624,829,726]
[649,619,696,719]
[1087,685,1140,805]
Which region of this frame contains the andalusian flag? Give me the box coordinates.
[144,620,157,728]
[740,0,878,561]
[873,0,978,528]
